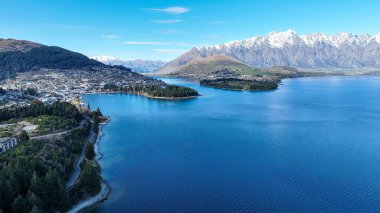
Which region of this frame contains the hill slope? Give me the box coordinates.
[158,30,380,73]
[163,55,262,78]
[156,55,301,79]
[0,38,105,79]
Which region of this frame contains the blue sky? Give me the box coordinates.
[1,0,380,61]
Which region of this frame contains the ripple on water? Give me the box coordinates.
[84,76,380,212]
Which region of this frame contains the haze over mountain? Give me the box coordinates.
[158,30,380,74]
[91,56,166,73]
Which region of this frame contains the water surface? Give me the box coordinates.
[83,76,380,212]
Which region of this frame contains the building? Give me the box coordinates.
[0,137,18,153]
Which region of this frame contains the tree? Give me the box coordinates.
[0,87,5,95]
[85,143,95,160]
[12,195,28,213]
[77,161,101,195]
[29,172,43,197]
[39,170,69,211]
[96,107,102,116]
[25,88,38,96]
[30,205,43,213]
[27,191,43,211]
[19,130,29,142]
[92,116,100,134]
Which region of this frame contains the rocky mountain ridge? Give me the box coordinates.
[158,30,380,73]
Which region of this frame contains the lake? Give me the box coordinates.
[82,76,380,212]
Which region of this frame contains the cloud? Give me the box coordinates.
[151,20,183,24]
[175,42,193,47]
[158,29,185,34]
[145,6,190,14]
[206,21,230,25]
[124,41,193,46]
[153,49,186,54]
[101,34,121,39]
[124,41,167,45]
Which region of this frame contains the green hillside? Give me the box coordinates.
[0,39,106,80]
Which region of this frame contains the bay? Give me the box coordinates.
[82,76,380,212]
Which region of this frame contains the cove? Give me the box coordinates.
[82,76,380,212]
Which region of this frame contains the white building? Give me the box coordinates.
[0,137,18,153]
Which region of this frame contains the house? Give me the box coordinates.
[0,137,18,153]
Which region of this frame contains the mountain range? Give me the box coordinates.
[91,56,166,73]
[158,30,380,74]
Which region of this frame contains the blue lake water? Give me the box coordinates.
[83,76,380,212]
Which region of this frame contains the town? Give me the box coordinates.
[0,67,166,154]
[0,67,165,109]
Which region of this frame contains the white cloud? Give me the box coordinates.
[124,41,194,46]
[124,41,167,45]
[176,42,193,47]
[101,34,121,39]
[151,20,183,24]
[153,49,186,54]
[145,6,190,14]
[158,29,185,34]
[206,21,230,25]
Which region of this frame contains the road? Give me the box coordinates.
[30,130,68,140]
[30,118,87,141]
[66,116,97,188]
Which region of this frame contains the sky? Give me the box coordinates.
[1,0,380,61]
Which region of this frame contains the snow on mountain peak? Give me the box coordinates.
[266,29,299,47]
[90,55,120,63]
[184,30,380,70]
[198,30,380,52]
[374,33,380,43]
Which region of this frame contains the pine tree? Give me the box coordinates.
[29,172,40,195]
[12,195,28,213]
[96,107,102,116]
[30,205,43,213]
[27,190,43,210]
[85,143,95,160]
[19,130,29,142]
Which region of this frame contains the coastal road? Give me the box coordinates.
[66,117,97,188]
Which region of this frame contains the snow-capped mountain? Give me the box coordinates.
[91,56,166,73]
[158,30,380,73]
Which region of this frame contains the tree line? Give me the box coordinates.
[0,100,82,122]
[102,84,199,98]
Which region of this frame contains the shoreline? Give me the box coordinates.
[199,84,278,92]
[140,93,200,100]
[83,91,199,100]
[66,117,111,213]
